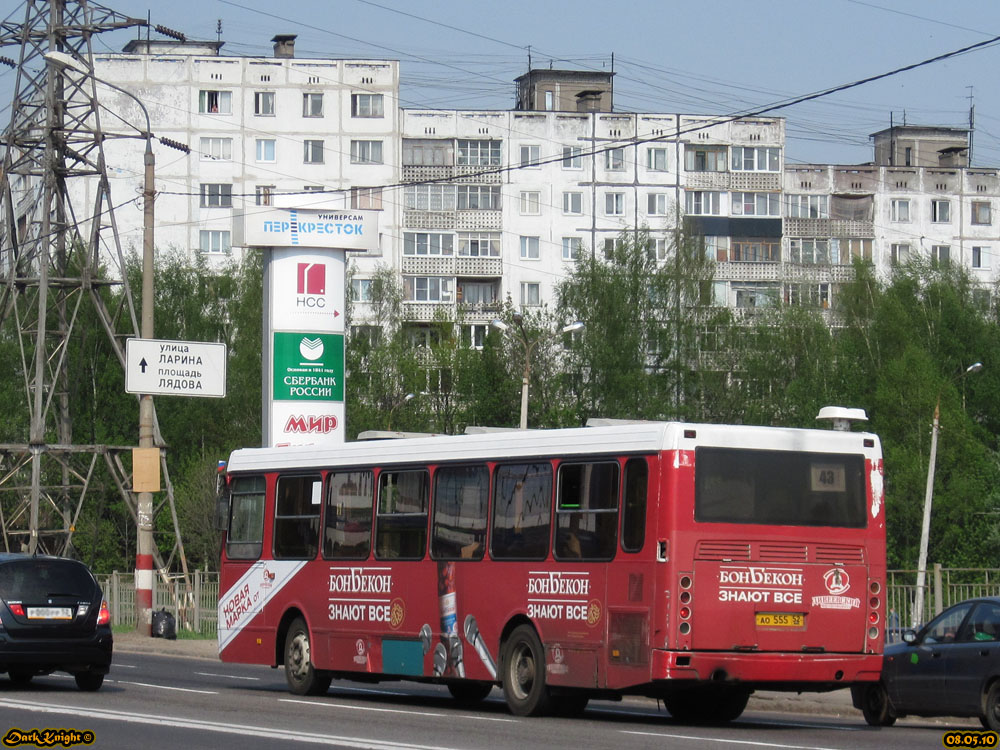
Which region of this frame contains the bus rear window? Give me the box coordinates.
[695,447,866,527]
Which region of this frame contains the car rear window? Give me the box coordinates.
[0,559,97,600]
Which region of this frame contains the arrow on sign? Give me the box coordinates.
[139,358,148,373]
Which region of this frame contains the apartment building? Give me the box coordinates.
[34,37,999,335]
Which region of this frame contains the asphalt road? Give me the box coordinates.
[0,639,980,750]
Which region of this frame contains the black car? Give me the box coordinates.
[0,553,113,690]
[853,596,1000,729]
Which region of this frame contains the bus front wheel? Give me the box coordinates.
[284,618,332,696]
[502,625,552,716]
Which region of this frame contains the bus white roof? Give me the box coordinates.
[226,421,881,474]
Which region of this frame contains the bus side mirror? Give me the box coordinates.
[214,495,230,531]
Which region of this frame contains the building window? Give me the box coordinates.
[732,192,780,216]
[350,140,383,164]
[890,199,910,222]
[544,91,554,110]
[255,185,275,206]
[519,191,540,215]
[403,184,457,211]
[520,144,540,168]
[351,187,383,210]
[254,91,275,116]
[973,246,989,269]
[199,230,231,254]
[198,90,231,114]
[200,183,232,208]
[457,185,501,210]
[520,236,539,260]
[563,191,583,215]
[647,193,668,216]
[731,146,780,172]
[931,199,951,223]
[200,137,232,161]
[932,244,950,265]
[404,232,453,256]
[786,283,830,309]
[647,147,668,171]
[890,243,910,265]
[255,139,275,162]
[562,237,583,261]
[731,239,779,262]
[520,282,541,306]
[303,140,324,164]
[351,279,372,303]
[562,146,583,169]
[841,238,873,263]
[302,92,324,117]
[603,238,625,257]
[404,277,453,302]
[788,238,830,264]
[734,282,780,308]
[403,139,453,166]
[458,232,500,257]
[785,194,828,219]
[685,145,726,172]
[462,324,488,350]
[972,201,992,225]
[457,140,501,166]
[459,281,498,306]
[351,93,384,118]
[605,192,625,216]
[685,190,721,216]
[605,147,625,171]
[647,237,668,261]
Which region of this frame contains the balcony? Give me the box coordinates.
[402,164,502,184]
[401,255,502,277]
[784,217,874,238]
[401,301,501,324]
[714,261,858,284]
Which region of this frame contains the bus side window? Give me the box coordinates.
[491,463,552,561]
[324,471,374,559]
[621,458,648,553]
[432,465,488,561]
[375,470,428,560]
[273,475,322,559]
[227,475,265,560]
[555,462,619,561]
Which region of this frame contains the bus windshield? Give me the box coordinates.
[694,447,866,528]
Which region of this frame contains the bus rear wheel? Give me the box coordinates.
[502,625,552,716]
[284,618,332,696]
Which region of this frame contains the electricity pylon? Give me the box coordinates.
[0,1,191,614]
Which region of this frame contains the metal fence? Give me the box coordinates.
[98,566,1000,640]
[98,570,218,636]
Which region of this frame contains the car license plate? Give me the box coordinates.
[755,612,804,628]
[26,607,73,620]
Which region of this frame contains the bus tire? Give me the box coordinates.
[284,618,331,696]
[501,625,552,716]
[861,682,896,727]
[447,681,493,705]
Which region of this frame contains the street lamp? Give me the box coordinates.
[490,315,583,429]
[45,50,158,636]
[912,361,983,628]
[387,393,415,430]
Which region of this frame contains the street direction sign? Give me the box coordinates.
[125,338,227,398]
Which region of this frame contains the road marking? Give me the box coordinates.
[113,664,138,669]
[280,698,516,723]
[750,719,861,732]
[623,730,846,750]
[0,699,468,749]
[195,671,261,681]
[116,680,218,694]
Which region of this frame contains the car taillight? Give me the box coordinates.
[97,600,111,626]
[8,603,24,617]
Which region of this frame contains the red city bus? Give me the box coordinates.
[216,418,885,721]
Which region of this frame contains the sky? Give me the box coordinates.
[5,0,1000,166]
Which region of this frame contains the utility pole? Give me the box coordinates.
[0,1,191,630]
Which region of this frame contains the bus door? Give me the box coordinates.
[604,457,654,690]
